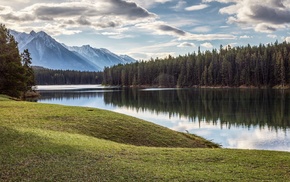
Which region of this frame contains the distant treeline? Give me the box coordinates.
[33,67,103,85]
[103,41,290,88]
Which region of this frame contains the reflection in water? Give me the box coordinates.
[104,88,290,130]
[37,88,290,152]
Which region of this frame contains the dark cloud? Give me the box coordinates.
[96,21,120,28]
[32,1,155,20]
[270,0,285,8]
[250,5,290,24]
[77,16,91,26]
[2,13,35,21]
[34,6,92,17]
[38,16,54,21]
[108,0,156,19]
[158,25,186,36]
[255,23,277,32]
[2,0,156,25]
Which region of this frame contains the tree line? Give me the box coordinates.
[103,42,290,88]
[0,24,35,98]
[33,67,103,85]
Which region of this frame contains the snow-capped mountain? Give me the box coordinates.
[64,45,135,69]
[10,30,136,71]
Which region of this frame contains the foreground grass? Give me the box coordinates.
[0,96,290,181]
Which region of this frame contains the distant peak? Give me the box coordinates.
[82,44,92,48]
[30,30,36,36]
[38,31,47,35]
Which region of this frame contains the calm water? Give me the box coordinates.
[36,85,290,152]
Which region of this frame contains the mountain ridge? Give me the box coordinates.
[10,30,136,71]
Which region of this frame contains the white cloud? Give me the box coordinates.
[216,0,290,33]
[239,35,251,39]
[171,0,187,11]
[185,4,209,11]
[132,0,172,8]
[201,42,213,49]
[192,26,211,33]
[127,41,180,59]
[177,42,196,47]
[267,34,277,39]
[202,0,237,3]
[286,37,290,43]
[180,33,236,41]
[0,5,13,14]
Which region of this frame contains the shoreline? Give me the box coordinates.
[128,84,290,90]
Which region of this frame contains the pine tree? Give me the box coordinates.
[0,24,31,97]
[21,49,35,93]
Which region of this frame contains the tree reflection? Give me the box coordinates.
[103,88,290,130]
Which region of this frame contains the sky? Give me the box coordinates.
[1,0,290,60]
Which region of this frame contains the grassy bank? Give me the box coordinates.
[0,95,290,181]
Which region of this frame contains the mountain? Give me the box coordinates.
[10,30,136,71]
[64,45,135,69]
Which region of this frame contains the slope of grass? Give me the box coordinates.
[0,98,218,148]
[1,96,290,181]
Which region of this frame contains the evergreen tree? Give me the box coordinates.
[21,49,35,93]
[0,24,33,98]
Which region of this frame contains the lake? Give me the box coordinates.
[35,85,290,152]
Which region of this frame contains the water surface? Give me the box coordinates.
[36,85,290,152]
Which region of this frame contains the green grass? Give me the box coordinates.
[0,95,290,181]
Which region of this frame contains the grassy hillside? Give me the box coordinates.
[0,95,290,181]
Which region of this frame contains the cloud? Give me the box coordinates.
[158,24,186,36]
[180,33,236,41]
[192,26,211,33]
[254,23,283,33]
[214,0,290,33]
[137,21,236,41]
[267,34,277,39]
[201,42,213,49]
[185,4,209,11]
[0,5,13,14]
[171,0,187,11]
[101,31,135,39]
[177,42,196,47]
[0,0,157,34]
[132,0,172,8]
[239,35,252,39]
[127,41,180,59]
[202,0,237,3]
[76,16,91,26]
[286,37,290,43]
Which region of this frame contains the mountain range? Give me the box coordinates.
[10,30,136,71]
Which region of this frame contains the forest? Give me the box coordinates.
[33,67,103,85]
[103,41,290,88]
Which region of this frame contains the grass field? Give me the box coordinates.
[0,95,290,181]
